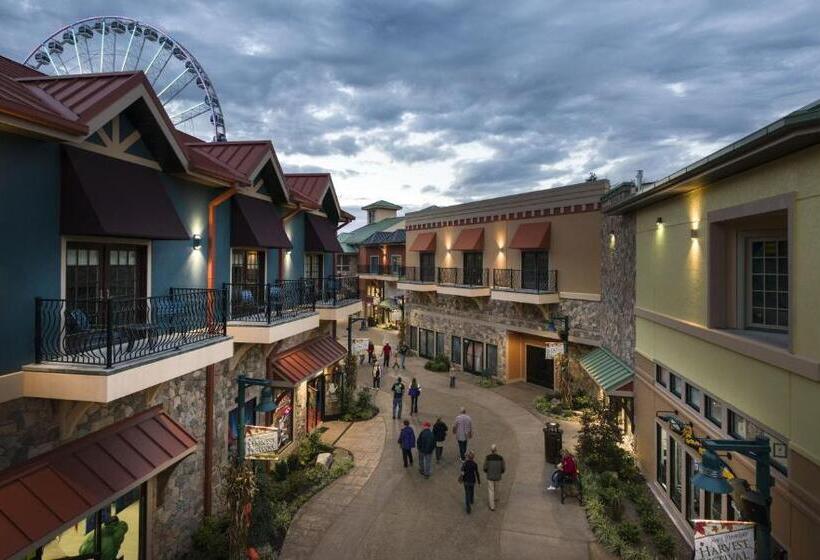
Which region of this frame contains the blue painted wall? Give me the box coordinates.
[0,132,61,374]
[284,213,305,281]
[323,252,335,278]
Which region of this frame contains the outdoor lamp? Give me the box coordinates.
[656,217,663,226]
[192,234,202,250]
[257,385,277,413]
[693,449,733,494]
[546,320,556,332]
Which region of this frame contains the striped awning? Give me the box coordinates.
[580,348,634,394]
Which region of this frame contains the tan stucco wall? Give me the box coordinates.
[405,210,601,295]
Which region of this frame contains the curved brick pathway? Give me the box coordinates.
[281,329,594,560]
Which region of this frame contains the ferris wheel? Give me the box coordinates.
[25,16,227,142]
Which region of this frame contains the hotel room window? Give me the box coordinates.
[685,384,701,412]
[669,373,681,397]
[655,364,667,387]
[748,238,788,330]
[705,395,723,427]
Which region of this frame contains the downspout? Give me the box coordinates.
[204,184,237,517]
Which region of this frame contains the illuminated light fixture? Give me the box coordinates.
[192,234,202,250]
[609,231,616,247]
[691,228,699,239]
[656,217,663,226]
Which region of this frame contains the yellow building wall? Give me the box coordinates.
[635,142,820,462]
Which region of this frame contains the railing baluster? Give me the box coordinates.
[105,298,113,369]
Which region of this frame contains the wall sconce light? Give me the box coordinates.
[608,231,616,246]
[690,228,699,239]
[656,217,663,226]
[192,234,202,250]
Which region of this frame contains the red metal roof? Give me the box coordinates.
[188,142,270,178]
[0,56,44,79]
[285,173,331,207]
[509,222,551,250]
[268,336,346,385]
[0,73,86,133]
[451,228,484,251]
[0,406,196,560]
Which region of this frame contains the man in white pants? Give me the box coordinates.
[483,444,506,511]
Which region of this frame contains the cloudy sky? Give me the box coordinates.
[2,1,820,228]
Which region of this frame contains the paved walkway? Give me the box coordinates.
[281,328,595,560]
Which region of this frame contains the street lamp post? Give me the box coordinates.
[235,375,276,463]
[345,316,368,410]
[547,314,570,354]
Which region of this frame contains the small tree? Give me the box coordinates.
[556,354,573,407]
[223,461,257,560]
[342,355,358,413]
[577,399,625,473]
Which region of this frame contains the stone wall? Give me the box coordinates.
[0,321,334,559]
[600,213,636,366]
[405,292,601,382]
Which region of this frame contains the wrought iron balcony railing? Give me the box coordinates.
[437,267,489,287]
[492,268,558,293]
[306,275,360,307]
[224,280,316,324]
[400,266,436,283]
[358,263,404,276]
[35,288,227,368]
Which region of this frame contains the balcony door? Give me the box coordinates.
[463,252,483,285]
[369,255,380,274]
[65,242,146,308]
[521,251,548,291]
[231,250,266,319]
[305,253,323,279]
[420,252,435,282]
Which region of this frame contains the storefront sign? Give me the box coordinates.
[693,520,755,560]
[545,343,564,359]
[352,337,369,355]
[245,425,284,459]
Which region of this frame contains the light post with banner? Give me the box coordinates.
[235,375,276,463]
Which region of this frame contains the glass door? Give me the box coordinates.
[463,339,484,374]
[231,250,266,319]
[521,251,548,291]
[463,252,483,285]
[420,252,435,282]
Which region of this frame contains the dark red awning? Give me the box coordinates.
[409,232,436,252]
[0,407,197,560]
[231,195,292,249]
[60,146,189,240]
[304,213,343,253]
[452,228,484,251]
[509,222,551,250]
[268,336,346,385]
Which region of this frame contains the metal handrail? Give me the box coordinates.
[437,267,489,287]
[223,279,316,324]
[492,268,558,293]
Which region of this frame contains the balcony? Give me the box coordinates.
[358,263,404,280]
[397,266,437,292]
[225,280,319,344]
[22,289,233,403]
[308,275,363,321]
[491,268,559,304]
[436,267,491,297]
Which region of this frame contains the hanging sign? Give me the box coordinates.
[245,425,284,459]
[545,343,564,359]
[693,520,755,560]
[352,338,369,355]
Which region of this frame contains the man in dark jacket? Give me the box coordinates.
[432,418,448,463]
[460,451,481,514]
[398,420,416,468]
[416,421,436,478]
[483,444,506,511]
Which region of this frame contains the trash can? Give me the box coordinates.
[543,422,562,464]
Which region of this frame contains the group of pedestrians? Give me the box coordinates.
[367,340,409,370]
[397,407,506,514]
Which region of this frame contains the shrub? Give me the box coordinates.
[534,394,570,417]
[188,517,229,560]
[599,484,624,521]
[652,533,677,559]
[296,429,332,467]
[424,354,450,372]
[248,466,275,550]
[273,459,289,481]
[616,522,641,546]
[571,390,594,410]
[577,400,626,473]
[341,388,378,421]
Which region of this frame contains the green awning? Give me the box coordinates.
[580,348,634,394]
[378,299,400,311]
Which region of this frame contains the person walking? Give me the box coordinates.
[483,444,506,511]
[398,420,416,468]
[416,421,436,478]
[399,342,409,369]
[433,417,448,463]
[408,378,421,415]
[453,407,473,461]
[391,377,406,419]
[460,451,481,514]
[367,340,375,365]
[449,369,456,388]
[382,341,392,367]
[372,363,382,389]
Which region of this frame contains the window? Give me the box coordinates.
[463,252,484,285]
[463,339,484,374]
[369,255,379,274]
[747,238,788,330]
[705,395,723,427]
[670,436,682,509]
[521,251,549,290]
[435,332,446,358]
[420,252,436,282]
[451,336,462,365]
[486,344,498,375]
[729,409,789,475]
[409,326,418,350]
[685,384,702,412]
[232,249,265,286]
[655,364,667,387]
[656,425,668,490]
[686,454,701,525]
[304,253,323,278]
[704,491,722,520]
[728,409,748,439]
[669,373,681,397]
[390,254,402,275]
[419,328,435,359]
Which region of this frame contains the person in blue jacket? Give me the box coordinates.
[398,420,416,468]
